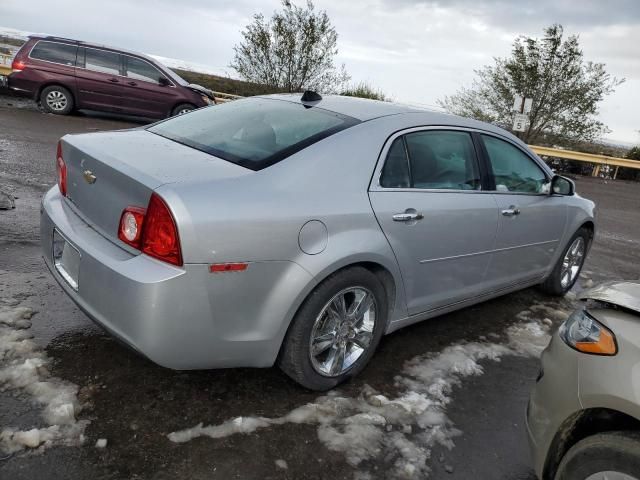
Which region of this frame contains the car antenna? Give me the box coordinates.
[301,90,322,102]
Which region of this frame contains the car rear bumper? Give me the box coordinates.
[41,186,314,369]
[526,330,582,478]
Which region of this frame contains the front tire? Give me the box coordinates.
[540,227,590,296]
[278,267,388,391]
[40,85,74,115]
[171,103,196,116]
[555,432,640,480]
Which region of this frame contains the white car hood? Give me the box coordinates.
[580,281,640,314]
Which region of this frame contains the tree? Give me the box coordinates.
[439,25,624,144]
[340,82,387,101]
[231,0,349,93]
[626,146,640,161]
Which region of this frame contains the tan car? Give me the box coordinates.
[527,281,640,480]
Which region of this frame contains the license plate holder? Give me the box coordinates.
[53,229,81,291]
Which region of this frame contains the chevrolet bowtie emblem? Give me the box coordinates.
[83,169,97,184]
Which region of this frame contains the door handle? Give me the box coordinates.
[501,205,521,217]
[393,212,424,222]
[108,77,119,83]
[127,81,137,86]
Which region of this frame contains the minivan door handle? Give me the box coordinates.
[393,212,424,222]
[127,81,137,86]
[501,206,521,217]
[108,77,119,83]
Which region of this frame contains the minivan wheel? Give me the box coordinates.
[278,267,388,391]
[554,432,640,480]
[540,227,589,296]
[171,103,196,116]
[40,86,74,115]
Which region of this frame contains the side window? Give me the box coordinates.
[126,57,165,84]
[85,49,121,75]
[405,130,480,190]
[380,138,410,188]
[30,41,77,66]
[482,135,547,194]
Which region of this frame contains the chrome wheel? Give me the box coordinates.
[45,90,68,112]
[585,472,639,480]
[309,287,376,377]
[177,107,193,115]
[560,237,585,288]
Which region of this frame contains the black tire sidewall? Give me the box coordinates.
[542,228,590,296]
[555,432,640,480]
[279,267,388,391]
[40,86,74,115]
[171,103,196,116]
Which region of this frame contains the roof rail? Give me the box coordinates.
[42,36,79,43]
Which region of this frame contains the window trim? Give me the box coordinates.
[477,132,552,196]
[371,126,488,194]
[28,40,78,67]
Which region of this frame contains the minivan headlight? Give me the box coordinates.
[201,95,214,105]
[560,309,617,356]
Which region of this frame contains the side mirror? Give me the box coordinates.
[158,77,170,87]
[550,175,575,196]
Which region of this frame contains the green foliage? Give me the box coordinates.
[626,146,640,161]
[439,25,624,144]
[0,36,25,48]
[172,69,284,97]
[340,82,387,101]
[231,0,350,93]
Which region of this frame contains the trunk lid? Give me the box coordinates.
[62,128,250,244]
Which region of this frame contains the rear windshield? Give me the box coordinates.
[148,98,360,170]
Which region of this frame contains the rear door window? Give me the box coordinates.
[148,98,360,170]
[30,41,77,66]
[85,48,121,75]
[126,57,165,84]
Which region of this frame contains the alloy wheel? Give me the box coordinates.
[585,472,639,480]
[560,236,585,288]
[46,91,68,112]
[309,287,376,377]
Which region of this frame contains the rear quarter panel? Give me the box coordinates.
[159,117,417,331]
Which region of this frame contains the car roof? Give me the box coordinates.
[258,93,516,138]
[28,35,158,64]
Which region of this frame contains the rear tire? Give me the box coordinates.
[40,85,74,115]
[540,227,590,296]
[278,267,388,391]
[171,103,196,116]
[555,431,640,480]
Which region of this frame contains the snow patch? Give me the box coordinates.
[169,310,555,478]
[0,299,88,454]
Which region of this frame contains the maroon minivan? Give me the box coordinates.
[9,36,215,118]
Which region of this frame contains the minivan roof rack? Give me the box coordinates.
[42,36,79,43]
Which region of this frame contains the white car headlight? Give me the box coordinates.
[559,309,617,356]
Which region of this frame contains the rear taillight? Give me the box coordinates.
[118,193,183,266]
[56,141,67,196]
[118,207,146,249]
[11,58,25,72]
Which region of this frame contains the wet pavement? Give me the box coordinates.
[1,97,639,479]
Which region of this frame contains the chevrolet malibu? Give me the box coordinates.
[41,93,595,390]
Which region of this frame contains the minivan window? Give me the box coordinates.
[85,48,121,75]
[126,57,165,84]
[482,135,547,194]
[30,41,77,66]
[148,98,360,171]
[405,130,480,190]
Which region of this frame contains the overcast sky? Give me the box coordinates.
[1,0,638,144]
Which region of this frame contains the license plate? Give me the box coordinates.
[53,229,81,291]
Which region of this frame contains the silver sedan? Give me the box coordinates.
[40,93,595,390]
